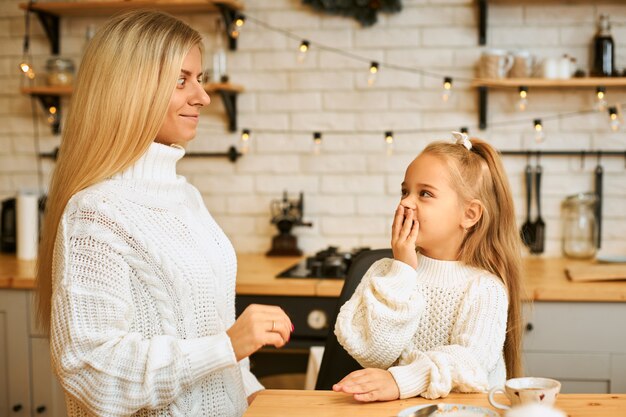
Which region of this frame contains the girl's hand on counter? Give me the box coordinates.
[332,368,400,402]
[391,205,419,269]
[227,304,293,362]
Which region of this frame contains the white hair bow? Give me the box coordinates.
[451,131,472,150]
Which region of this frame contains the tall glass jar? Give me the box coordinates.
[562,193,598,259]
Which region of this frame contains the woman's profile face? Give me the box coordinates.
[155,46,210,146]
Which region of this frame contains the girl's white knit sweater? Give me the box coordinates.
[335,255,508,399]
[50,142,262,417]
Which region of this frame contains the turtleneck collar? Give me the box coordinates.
[112,142,185,182]
[416,252,478,287]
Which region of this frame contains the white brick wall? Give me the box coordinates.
[2,1,626,255]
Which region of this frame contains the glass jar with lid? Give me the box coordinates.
[46,57,75,86]
[562,192,598,259]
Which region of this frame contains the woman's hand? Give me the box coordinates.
[227,304,293,362]
[332,368,400,402]
[391,205,419,269]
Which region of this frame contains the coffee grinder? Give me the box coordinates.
[266,191,312,256]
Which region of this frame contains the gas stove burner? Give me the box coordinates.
[276,246,370,279]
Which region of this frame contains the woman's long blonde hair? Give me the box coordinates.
[36,11,202,334]
[423,138,524,379]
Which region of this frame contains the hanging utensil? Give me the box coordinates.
[520,163,535,248]
[531,162,545,254]
[594,159,603,248]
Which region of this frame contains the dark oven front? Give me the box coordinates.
[235,295,338,388]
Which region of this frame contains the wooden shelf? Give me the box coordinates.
[21,83,244,133]
[20,86,73,96]
[20,0,244,54]
[19,0,243,16]
[475,77,626,130]
[22,83,244,96]
[204,82,244,93]
[472,77,626,88]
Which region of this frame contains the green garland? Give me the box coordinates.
[302,0,402,27]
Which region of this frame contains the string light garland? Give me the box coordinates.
[229,13,625,137]
[17,10,625,150]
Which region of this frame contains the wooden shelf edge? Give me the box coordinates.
[19,0,244,16]
[472,77,626,88]
[21,86,73,96]
[204,82,244,93]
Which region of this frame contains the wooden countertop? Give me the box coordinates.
[244,390,626,417]
[2,253,626,302]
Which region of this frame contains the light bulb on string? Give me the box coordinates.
[297,40,310,64]
[240,129,251,154]
[384,131,394,156]
[312,132,322,155]
[533,119,545,143]
[595,87,608,111]
[19,60,36,79]
[442,77,453,102]
[367,61,379,86]
[47,106,58,126]
[517,86,529,111]
[608,106,621,132]
[229,14,246,39]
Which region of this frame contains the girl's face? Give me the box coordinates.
[155,47,210,146]
[400,152,466,260]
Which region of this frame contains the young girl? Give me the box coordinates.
[333,132,523,402]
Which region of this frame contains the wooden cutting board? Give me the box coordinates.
[566,264,626,282]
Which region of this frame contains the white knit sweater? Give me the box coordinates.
[335,254,508,400]
[50,142,263,417]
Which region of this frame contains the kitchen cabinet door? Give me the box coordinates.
[523,301,626,394]
[0,290,32,416]
[30,337,67,416]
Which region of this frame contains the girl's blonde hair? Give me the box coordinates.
[422,138,524,379]
[36,10,202,333]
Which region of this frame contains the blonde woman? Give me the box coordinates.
[36,11,292,417]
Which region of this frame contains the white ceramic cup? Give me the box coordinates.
[542,58,561,79]
[488,377,561,410]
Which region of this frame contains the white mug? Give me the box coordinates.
[558,55,576,79]
[542,58,561,79]
[488,377,561,410]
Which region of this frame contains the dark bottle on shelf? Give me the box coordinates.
[591,14,615,77]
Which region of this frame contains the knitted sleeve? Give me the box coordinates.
[388,274,508,399]
[50,195,238,416]
[334,259,426,369]
[239,357,264,397]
